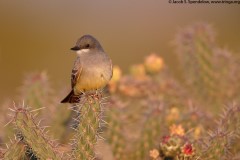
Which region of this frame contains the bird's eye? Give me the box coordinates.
[86,44,90,48]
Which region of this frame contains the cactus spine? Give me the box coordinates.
[12,106,60,160]
[72,92,103,160]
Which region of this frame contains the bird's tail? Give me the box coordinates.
[61,90,81,103]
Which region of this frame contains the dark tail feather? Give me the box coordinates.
[61,90,82,103]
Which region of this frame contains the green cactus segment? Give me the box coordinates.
[198,105,240,159]
[106,109,126,160]
[3,141,27,159]
[160,136,181,157]
[134,113,161,159]
[175,23,218,103]
[50,104,72,143]
[21,72,51,111]
[72,94,102,160]
[193,37,216,99]
[14,109,60,160]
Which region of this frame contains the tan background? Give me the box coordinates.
[0,1,240,101]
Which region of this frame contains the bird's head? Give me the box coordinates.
[71,35,104,55]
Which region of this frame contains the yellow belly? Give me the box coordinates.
[74,75,108,94]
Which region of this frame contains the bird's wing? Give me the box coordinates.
[71,57,82,89]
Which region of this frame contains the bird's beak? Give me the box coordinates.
[70,46,80,51]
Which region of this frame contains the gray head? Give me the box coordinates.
[71,35,104,52]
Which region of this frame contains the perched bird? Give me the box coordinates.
[61,35,112,103]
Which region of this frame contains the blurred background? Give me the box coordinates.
[0,0,240,102]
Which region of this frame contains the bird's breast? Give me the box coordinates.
[74,53,112,94]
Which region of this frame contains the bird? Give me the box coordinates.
[61,35,112,103]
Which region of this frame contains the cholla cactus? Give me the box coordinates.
[198,104,240,159]
[178,143,196,160]
[106,109,126,160]
[4,102,61,160]
[71,91,105,160]
[19,71,52,110]
[1,22,240,160]
[174,23,218,105]
[133,106,162,160]
[3,141,28,159]
[159,135,182,158]
[149,135,196,160]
